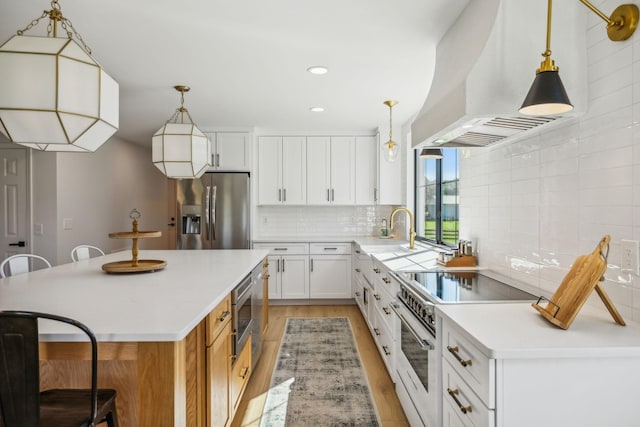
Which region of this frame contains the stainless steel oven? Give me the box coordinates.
[391,284,437,427]
[231,273,253,363]
[390,270,537,427]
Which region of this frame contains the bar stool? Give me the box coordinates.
[0,310,119,427]
[0,253,52,278]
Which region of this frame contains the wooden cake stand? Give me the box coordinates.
[102,209,167,274]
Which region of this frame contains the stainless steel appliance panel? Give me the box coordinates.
[176,172,250,249]
[231,273,253,363]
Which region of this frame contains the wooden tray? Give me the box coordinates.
[436,255,477,268]
[102,259,167,274]
[532,235,625,329]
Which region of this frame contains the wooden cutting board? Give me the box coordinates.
[532,235,625,329]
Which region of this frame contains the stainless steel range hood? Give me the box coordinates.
[411,0,587,149]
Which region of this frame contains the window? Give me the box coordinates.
[414,148,460,246]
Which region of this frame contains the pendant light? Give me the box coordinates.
[0,0,119,152]
[382,100,399,162]
[152,86,210,179]
[419,148,444,159]
[520,0,638,116]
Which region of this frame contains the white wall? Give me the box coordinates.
[459,3,640,321]
[32,136,171,265]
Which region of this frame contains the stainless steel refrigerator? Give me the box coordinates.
[176,172,250,249]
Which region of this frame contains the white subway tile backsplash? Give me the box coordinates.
[459,8,640,321]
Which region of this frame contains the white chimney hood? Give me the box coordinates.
[411,0,587,149]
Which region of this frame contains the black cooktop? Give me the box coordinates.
[398,270,537,303]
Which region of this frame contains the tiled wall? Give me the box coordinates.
[255,205,396,239]
[459,0,640,321]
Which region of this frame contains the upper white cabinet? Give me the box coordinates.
[306,136,355,205]
[205,132,250,171]
[376,131,403,205]
[258,136,306,205]
[354,136,377,205]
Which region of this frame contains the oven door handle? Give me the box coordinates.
[390,303,435,351]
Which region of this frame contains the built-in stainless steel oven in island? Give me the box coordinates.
[390,270,537,427]
[231,273,253,364]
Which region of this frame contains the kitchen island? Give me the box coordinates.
[0,249,268,427]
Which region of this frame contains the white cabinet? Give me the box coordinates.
[375,131,403,205]
[205,132,250,171]
[253,243,309,299]
[257,136,306,205]
[306,137,355,205]
[437,304,640,427]
[309,243,352,298]
[354,135,378,205]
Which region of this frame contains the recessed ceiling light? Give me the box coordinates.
[307,66,328,75]
[310,107,325,112]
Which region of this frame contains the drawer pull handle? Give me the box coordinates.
[447,345,472,367]
[355,268,361,272]
[274,248,288,251]
[218,310,230,323]
[324,247,338,250]
[382,307,391,315]
[374,294,381,301]
[382,277,391,284]
[240,367,249,380]
[382,345,391,356]
[355,250,361,254]
[373,327,381,336]
[447,388,472,414]
[373,268,381,274]
[355,292,361,296]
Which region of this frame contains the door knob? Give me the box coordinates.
[9,241,25,247]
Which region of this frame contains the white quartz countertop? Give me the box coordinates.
[253,236,405,244]
[0,249,268,342]
[437,303,640,359]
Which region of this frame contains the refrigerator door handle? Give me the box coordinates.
[211,185,217,241]
[204,185,211,242]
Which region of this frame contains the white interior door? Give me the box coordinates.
[0,148,29,260]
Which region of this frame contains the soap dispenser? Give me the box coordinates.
[380,219,388,237]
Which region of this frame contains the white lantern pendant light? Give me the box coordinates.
[152,86,210,179]
[0,0,119,152]
[382,100,399,162]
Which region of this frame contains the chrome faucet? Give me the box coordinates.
[390,206,416,249]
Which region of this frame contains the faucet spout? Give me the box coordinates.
[389,206,416,249]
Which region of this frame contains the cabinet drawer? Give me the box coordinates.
[206,294,231,345]
[373,285,396,334]
[231,335,252,412]
[373,308,395,380]
[309,242,351,255]
[253,242,309,255]
[443,360,495,427]
[443,322,495,408]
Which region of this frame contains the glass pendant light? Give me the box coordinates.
[0,0,119,152]
[152,86,211,179]
[382,100,399,162]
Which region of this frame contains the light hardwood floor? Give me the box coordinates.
[231,305,409,427]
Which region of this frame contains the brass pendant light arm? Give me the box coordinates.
[537,0,558,73]
[579,0,614,25]
[577,1,638,41]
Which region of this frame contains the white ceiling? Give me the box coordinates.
[0,0,470,146]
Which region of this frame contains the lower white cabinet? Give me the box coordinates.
[254,243,309,299]
[438,305,640,427]
[309,243,351,299]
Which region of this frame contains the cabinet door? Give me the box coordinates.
[258,137,283,204]
[266,256,281,299]
[309,255,351,298]
[216,132,249,171]
[306,136,331,205]
[330,136,355,204]
[376,130,403,205]
[280,255,309,299]
[281,136,306,204]
[207,321,231,427]
[354,135,377,205]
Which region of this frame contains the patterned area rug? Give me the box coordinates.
[260,317,380,427]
